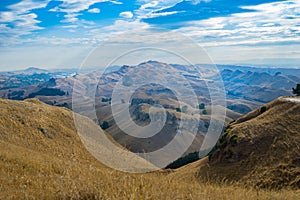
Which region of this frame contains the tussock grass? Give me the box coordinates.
[200,98,300,190]
[0,98,299,199]
[1,144,299,200]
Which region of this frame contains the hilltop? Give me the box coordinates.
[195,97,300,189]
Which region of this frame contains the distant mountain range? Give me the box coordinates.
[0,67,77,90]
[0,61,299,157]
[221,68,299,103]
[1,61,299,109]
[217,64,300,76]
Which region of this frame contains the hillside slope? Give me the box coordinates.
[0,98,155,198]
[0,98,299,199]
[197,97,300,189]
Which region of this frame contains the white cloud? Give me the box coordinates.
[0,0,50,46]
[137,0,182,9]
[144,11,181,18]
[89,19,150,40]
[47,0,122,23]
[8,0,50,14]
[119,11,134,19]
[0,17,44,47]
[140,1,159,10]
[50,0,110,22]
[61,25,79,29]
[0,12,15,22]
[47,0,125,25]
[88,8,101,13]
[49,6,59,12]
[190,0,211,5]
[136,0,182,19]
[110,0,123,5]
[54,0,106,13]
[177,0,300,47]
[61,13,81,23]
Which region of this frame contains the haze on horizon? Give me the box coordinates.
[0,0,300,71]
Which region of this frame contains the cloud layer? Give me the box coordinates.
[0,0,299,69]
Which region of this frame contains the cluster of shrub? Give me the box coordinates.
[27,88,66,98]
[101,97,111,103]
[166,152,200,169]
[175,103,207,115]
[100,121,109,130]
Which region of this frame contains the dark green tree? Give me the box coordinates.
[176,107,181,112]
[101,97,111,102]
[198,103,205,109]
[100,121,109,130]
[166,152,199,169]
[292,84,300,96]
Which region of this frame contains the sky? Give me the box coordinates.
[0,0,300,70]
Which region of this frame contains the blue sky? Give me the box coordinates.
[0,0,300,70]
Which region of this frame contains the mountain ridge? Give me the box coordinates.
[193,96,300,189]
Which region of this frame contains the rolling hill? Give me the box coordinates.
[0,98,299,199]
[1,61,300,165]
[195,96,300,190]
[221,69,299,103]
[2,61,300,115]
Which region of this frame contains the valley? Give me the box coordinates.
[1,61,299,156]
[0,98,299,199]
[0,62,299,199]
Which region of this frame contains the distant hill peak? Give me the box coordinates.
[25,67,48,72]
[138,60,167,66]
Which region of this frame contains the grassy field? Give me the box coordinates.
[199,98,300,190]
[0,98,299,199]
[1,144,299,199]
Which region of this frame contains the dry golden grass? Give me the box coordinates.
[0,98,299,199]
[200,97,300,190]
[1,143,299,200]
